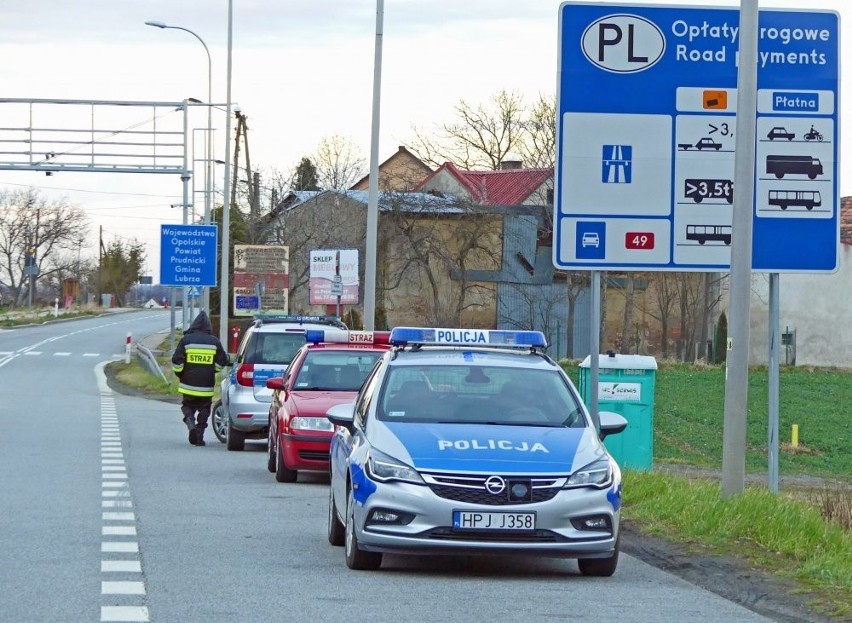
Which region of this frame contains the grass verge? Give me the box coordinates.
[1,308,99,327]
[625,470,852,618]
[562,360,852,479]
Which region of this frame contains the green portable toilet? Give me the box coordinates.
[578,353,657,470]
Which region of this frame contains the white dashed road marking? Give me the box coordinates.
[96,362,149,622]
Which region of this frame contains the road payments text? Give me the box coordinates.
[672,20,831,67]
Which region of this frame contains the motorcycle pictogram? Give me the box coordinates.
[804,125,824,142]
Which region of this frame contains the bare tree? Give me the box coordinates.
[639,272,678,359]
[313,135,367,190]
[521,94,557,169]
[270,191,367,312]
[409,90,554,171]
[380,194,503,326]
[620,273,636,354]
[674,273,706,361]
[0,188,88,307]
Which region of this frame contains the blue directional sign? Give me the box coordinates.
[554,3,839,272]
[160,224,218,286]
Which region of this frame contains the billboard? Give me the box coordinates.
[309,249,359,305]
[232,245,289,316]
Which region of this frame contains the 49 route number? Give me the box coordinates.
[625,232,655,250]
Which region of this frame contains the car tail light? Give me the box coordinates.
[236,363,255,387]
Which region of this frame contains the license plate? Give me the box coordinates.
[452,511,536,531]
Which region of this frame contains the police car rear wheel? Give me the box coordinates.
[577,536,620,577]
[226,419,245,451]
[211,401,227,444]
[327,487,345,546]
[344,489,382,570]
[275,439,297,483]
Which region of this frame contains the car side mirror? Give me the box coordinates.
[599,410,628,441]
[266,377,285,391]
[326,402,356,431]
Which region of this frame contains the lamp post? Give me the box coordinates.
[146,20,214,313]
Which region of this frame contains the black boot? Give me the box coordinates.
[184,416,197,445]
[194,426,206,446]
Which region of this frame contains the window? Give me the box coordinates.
[378,365,585,427]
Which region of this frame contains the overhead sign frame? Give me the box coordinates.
[554,2,840,273]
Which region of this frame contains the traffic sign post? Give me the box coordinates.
[554,3,840,273]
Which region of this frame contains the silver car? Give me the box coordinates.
[217,315,346,450]
[327,327,627,574]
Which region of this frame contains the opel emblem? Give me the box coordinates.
[484,476,506,494]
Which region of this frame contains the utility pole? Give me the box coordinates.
[98,225,103,307]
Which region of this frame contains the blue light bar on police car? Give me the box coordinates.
[254,314,340,323]
[305,329,391,345]
[389,327,547,349]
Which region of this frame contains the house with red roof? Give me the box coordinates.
[350,146,433,192]
[414,161,553,206]
[748,196,852,367]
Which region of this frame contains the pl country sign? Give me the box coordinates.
[554,3,839,273]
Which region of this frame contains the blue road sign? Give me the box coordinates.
[160,224,218,286]
[554,3,839,273]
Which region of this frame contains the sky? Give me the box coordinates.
[0,0,848,282]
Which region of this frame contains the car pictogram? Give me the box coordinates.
[767,127,795,141]
[694,137,722,150]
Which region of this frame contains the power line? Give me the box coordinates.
[0,179,180,199]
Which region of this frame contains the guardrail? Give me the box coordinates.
[136,343,170,385]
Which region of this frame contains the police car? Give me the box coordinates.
[326,327,628,574]
[215,314,346,450]
[264,329,391,483]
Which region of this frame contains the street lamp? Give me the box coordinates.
[146,20,214,313]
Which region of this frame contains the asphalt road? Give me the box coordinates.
[0,311,778,622]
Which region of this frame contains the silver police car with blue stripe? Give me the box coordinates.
[326,327,628,574]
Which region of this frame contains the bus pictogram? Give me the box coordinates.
[686,224,732,245]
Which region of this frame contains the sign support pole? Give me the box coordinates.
[722,0,759,499]
[589,270,601,432]
[768,273,780,493]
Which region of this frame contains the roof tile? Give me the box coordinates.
[415,162,552,205]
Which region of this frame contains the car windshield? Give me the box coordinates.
[293,351,384,391]
[377,365,586,428]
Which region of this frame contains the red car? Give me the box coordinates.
[265,330,391,482]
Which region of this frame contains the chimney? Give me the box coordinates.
[500,159,523,170]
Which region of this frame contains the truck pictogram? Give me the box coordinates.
[684,179,733,203]
[766,155,823,179]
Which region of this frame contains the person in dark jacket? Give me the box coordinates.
[171,311,229,446]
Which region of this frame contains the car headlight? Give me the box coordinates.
[290,416,334,432]
[366,449,424,485]
[565,459,612,488]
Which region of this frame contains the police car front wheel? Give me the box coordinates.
[328,487,345,546]
[344,489,382,570]
[577,535,620,577]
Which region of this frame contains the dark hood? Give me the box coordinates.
[188,310,212,334]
